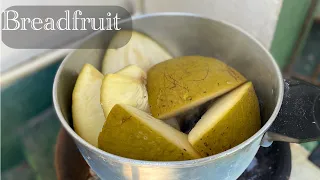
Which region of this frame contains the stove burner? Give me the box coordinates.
[238,142,291,180]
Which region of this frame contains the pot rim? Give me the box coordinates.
[52,12,284,167]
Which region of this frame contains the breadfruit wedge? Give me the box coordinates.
[188,82,261,156]
[147,56,247,119]
[72,64,105,147]
[100,74,149,118]
[98,104,201,161]
[102,30,172,74]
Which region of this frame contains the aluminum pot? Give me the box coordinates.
[53,13,320,180]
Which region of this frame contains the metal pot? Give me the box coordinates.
[53,13,320,180]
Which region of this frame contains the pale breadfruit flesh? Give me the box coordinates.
[102,30,172,74]
[72,64,105,147]
[116,64,147,84]
[100,74,149,118]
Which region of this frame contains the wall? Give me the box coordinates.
[1,0,133,73]
[143,0,283,49]
[270,0,315,69]
[316,2,320,18]
[1,0,283,73]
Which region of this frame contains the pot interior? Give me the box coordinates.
[55,14,282,150]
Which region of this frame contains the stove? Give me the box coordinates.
[238,142,291,180]
[55,129,292,180]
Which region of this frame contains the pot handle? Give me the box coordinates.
[260,77,320,147]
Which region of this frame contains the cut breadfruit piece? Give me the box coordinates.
[100,74,149,118]
[188,82,261,157]
[147,56,247,119]
[102,30,172,74]
[72,64,105,147]
[116,64,147,84]
[98,104,201,161]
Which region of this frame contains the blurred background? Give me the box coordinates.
[1,0,320,179]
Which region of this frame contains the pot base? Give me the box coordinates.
[55,128,291,180]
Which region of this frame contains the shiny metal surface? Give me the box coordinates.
[53,13,284,180]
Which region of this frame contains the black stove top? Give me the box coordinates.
[238,142,291,180]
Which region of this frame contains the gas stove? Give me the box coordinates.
[238,142,291,180]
